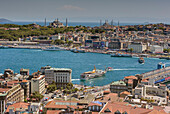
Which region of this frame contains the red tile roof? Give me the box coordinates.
[124,76,137,80]
[5,102,30,112]
[100,102,166,114]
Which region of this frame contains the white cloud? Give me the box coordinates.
[58,5,84,11]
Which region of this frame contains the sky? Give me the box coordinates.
[1,0,170,23]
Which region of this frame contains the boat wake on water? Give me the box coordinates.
[71,79,80,81]
[114,69,152,71]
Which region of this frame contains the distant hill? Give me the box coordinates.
[0,18,12,22]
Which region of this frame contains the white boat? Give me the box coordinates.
[80,66,106,80]
[106,67,114,71]
[42,46,64,51]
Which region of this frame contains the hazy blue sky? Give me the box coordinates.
[1,0,170,23]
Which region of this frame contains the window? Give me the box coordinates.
[115,110,121,114]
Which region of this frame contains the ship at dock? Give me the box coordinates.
[42,46,65,51]
[111,53,132,57]
[80,66,106,80]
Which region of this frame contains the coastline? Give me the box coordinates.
[3,45,170,60]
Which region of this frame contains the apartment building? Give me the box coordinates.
[30,75,45,94]
[0,83,24,114]
[128,42,147,53]
[110,81,127,95]
[45,68,72,88]
[134,84,168,106]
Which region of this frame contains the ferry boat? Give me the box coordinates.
[138,57,145,64]
[42,46,64,51]
[106,67,114,71]
[80,66,106,80]
[111,53,132,57]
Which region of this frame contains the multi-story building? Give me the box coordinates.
[20,68,29,76]
[0,83,24,114]
[45,68,72,88]
[21,80,30,98]
[110,81,127,95]
[108,39,123,49]
[30,75,45,94]
[150,45,163,53]
[128,42,147,53]
[134,84,168,106]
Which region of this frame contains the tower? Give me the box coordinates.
[100,20,102,26]
[111,20,113,26]
[45,18,46,26]
[66,18,68,27]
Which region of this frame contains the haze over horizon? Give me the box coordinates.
[1,0,170,23]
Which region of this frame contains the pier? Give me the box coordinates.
[139,66,170,84]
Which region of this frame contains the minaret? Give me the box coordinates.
[45,18,46,26]
[111,20,113,26]
[66,18,68,27]
[100,20,102,26]
[118,21,119,27]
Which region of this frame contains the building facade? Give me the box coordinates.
[30,75,45,94]
[45,68,72,88]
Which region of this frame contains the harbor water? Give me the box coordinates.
[0,48,169,86]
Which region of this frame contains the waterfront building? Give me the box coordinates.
[3,69,14,79]
[40,65,51,75]
[20,68,29,76]
[45,68,72,88]
[110,81,127,95]
[108,39,123,49]
[150,45,163,53]
[0,83,24,114]
[30,75,45,94]
[128,42,147,53]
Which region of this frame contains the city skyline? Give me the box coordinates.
[1,0,170,23]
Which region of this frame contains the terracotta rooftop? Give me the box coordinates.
[100,102,166,114]
[120,91,131,95]
[5,102,30,112]
[124,75,138,80]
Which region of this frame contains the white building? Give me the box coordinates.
[45,68,72,88]
[128,42,147,53]
[150,45,163,53]
[134,84,168,106]
[31,75,45,94]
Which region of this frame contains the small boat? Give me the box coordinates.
[138,57,145,64]
[72,49,86,53]
[106,67,114,71]
[42,46,64,51]
[80,66,106,80]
